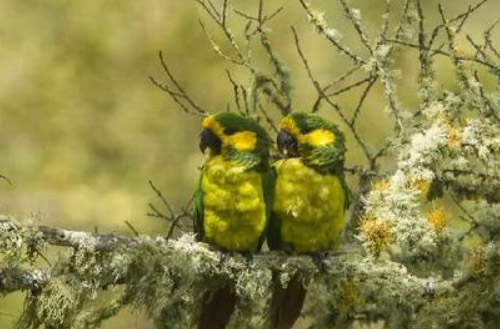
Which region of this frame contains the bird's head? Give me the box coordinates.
[199,112,270,168]
[277,112,346,169]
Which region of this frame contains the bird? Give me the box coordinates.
[268,111,348,329]
[193,112,273,329]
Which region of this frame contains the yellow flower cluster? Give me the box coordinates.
[359,215,392,255]
[468,245,488,277]
[336,278,363,318]
[371,178,391,192]
[446,125,463,149]
[467,245,500,278]
[408,177,432,196]
[426,203,449,234]
[437,112,463,149]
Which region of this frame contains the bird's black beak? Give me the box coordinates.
[277,129,298,158]
[199,128,222,155]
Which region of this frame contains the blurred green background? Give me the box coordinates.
[0,0,498,327]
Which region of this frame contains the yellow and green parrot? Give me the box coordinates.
[193,112,273,329]
[269,112,348,329]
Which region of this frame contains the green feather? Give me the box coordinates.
[259,164,276,251]
[193,173,204,241]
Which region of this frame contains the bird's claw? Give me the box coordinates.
[311,251,328,272]
[218,250,228,268]
[241,251,253,267]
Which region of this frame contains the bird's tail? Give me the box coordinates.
[269,271,307,329]
[198,284,237,329]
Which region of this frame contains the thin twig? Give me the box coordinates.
[124,221,140,237]
[338,0,373,55]
[292,26,373,162]
[298,0,365,65]
[150,52,207,116]
[326,76,374,98]
[351,76,378,126]
[428,0,490,49]
[149,180,174,218]
[225,69,243,114]
[0,174,12,185]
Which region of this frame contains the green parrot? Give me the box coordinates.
[194,112,273,329]
[269,112,348,329]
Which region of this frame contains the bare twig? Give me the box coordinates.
[256,0,292,115]
[292,26,373,163]
[0,174,12,185]
[149,180,174,219]
[325,76,374,98]
[225,69,243,115]
[124,221,140,237]
[338,0,373,55]
[428,0,490,49]
[148,180,193,239]
[350,76,378,126]
[150,52,207,116]
[298,0,365,65]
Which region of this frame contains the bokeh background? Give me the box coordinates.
[1,0,499,327]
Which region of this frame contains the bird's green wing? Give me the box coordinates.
[258,165,276,251]
[337,172,350,211]
[193,172,204,241]
[266,165,281,251]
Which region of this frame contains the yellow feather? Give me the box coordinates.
[273,158,345,253]
[202,117,257,151]
[279,117,301,138]
[201,155,266,251]
[300,129,335,147]
[226,131,257,151]
[202,116,225,138]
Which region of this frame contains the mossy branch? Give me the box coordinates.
[0,218,485,329]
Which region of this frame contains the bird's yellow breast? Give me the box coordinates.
[273,159,345,253]
[201,155,266,251]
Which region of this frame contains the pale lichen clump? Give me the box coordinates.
[69,232,99,278]
[307,9,343,42]
[35,279,80,329]
[231,265,273,329]
[0,219,24,262]
[362,170,438,260]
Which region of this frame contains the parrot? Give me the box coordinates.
[268,112,348,329]
[193,112,273,329]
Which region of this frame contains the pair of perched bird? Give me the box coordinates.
[194,111,348,329]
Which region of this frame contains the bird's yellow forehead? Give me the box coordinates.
[300,129,336,147]
[202,116,224,137]
[280,117,301,137]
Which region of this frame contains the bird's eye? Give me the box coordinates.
[224,128,238,135]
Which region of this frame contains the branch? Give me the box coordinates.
[292,26,373,163]
[150,51,207,116]
[0,267,49,294]
[147,180,193,239]
[298,0,365,65]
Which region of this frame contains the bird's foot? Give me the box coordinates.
[218,250,229,268]
[240,251,253,267]
[311,250,329,272]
